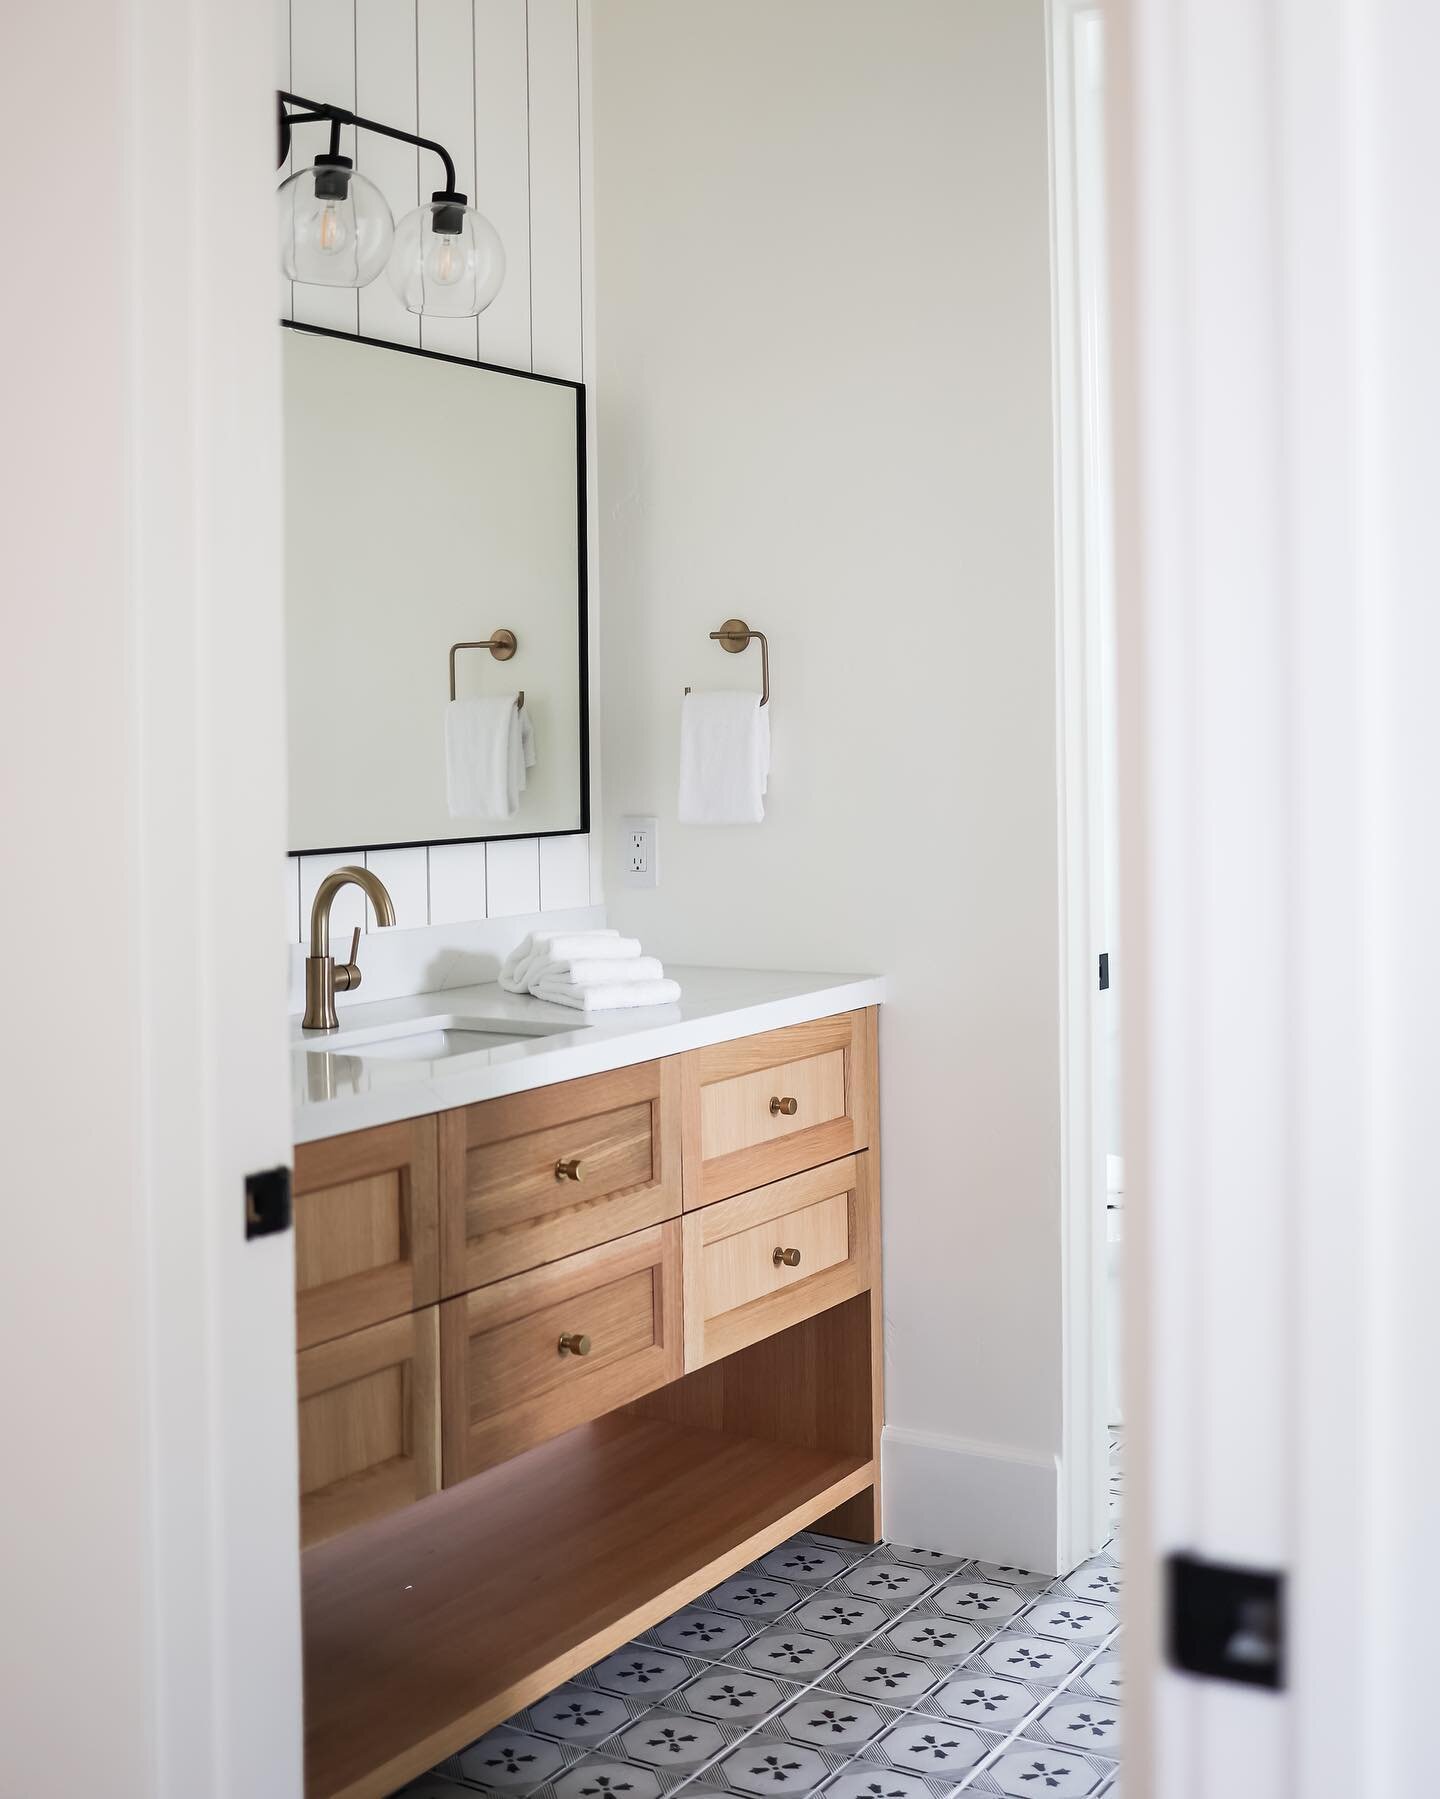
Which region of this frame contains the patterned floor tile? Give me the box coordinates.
[819,1762,959,1799]
[708,1576,805,1621]
[1065,1652,1122,1705]
[837,1558,944,1606]
[871,1603,988,1672]
[1019,1598,1118,1648]
[738,1629,845,1679]
[758,1536,870,1586]
[866,1717,999,1782]
[971,1634,1083,1687]
[528,1760,667,1799]
[392,1777,471,1797]
[1057,1559,1122,1607]
[964,1740,1112,1797]
[831,1653,941,1704]
[878,1544,969,1574]
[1028,1696,1122,1758]
[671,1665,804,1727]
[639,1607,766,1663]
[914,1670,1048,1732]
[519,1684,648,1748]
[714,1734,847,1796]
[789,1594,895,1652]
[615,1712,743,1787]
[450,1728,585,1795]
[577,1647,710,1704]
[929,1581,1027,1630]
[961,1563,1054,1600]
[764,1690,904,1755]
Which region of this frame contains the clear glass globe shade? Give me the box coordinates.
[388,202,506,317]
[277,165,395,287]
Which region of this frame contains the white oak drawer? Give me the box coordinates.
[682,1155,877,1369]
[439,1059,682,1293]
[440,1221,682,1481]
[681,1012,872,1208]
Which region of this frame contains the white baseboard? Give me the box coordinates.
[880,1424,1061,1576]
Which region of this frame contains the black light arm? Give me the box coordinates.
[278,90,462,198]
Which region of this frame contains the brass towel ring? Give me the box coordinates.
[449,629,522,708]
[684,617,770,706]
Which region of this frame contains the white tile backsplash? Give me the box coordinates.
[364,847,428,930]
[485,837,542,917]
[427,841,489,927]
[539,834,592,912]
[299,850,368,944]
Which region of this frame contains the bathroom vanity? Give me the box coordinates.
[291,969,884,1799]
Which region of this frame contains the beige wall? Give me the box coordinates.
[590,0,1064,1559]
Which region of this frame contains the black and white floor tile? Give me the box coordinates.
[402,1436,1125,1799]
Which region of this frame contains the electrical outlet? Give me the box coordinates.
[621,815,659,889]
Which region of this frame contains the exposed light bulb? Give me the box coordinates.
[317,201,350,254]
[427,233,465,285]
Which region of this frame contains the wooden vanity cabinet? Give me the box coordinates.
[296,1004,881,1799]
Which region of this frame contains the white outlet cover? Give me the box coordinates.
[621,815,659,889]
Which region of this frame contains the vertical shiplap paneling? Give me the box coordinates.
[355,0,421,346]
[526,0,582,379]
[473,0,533,368]
[289,0,360,332]
[417,0,481,360]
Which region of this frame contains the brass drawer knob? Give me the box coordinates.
[557,1332,592,1357]
[770,1095,799,1117]
[555,1157,585,1182]
[773,1247,802,1268]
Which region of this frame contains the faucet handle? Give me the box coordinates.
[333,925,364,994]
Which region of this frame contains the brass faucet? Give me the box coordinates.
[302,865,396,1031]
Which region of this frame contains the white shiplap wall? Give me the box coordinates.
[278,0,595,946]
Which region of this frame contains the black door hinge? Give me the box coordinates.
[245,1165,293,1240]
[1167,1552,1285,1690]
[1098,951,1110,991]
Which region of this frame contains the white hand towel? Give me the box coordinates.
[447,695,526,820]
[531,976,682,1012]
[528,955,666,988]
[677,691,770,824]
[498,928,632,993]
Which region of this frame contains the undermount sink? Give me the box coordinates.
[296,1012,579,1062]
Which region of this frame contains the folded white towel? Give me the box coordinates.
[498,928,636,994]
[532,976,682,1012]
[528,955,667,988]
[446,694,533,820]
[678,691,771,825]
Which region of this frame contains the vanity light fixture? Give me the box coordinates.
[277,91,505,316]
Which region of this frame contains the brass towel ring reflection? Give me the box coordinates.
[449,629,523,708]
[684,617,770,706]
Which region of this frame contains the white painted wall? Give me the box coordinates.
[589,0,1065,1566]
[278,0,599,959]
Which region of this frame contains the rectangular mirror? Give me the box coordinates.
[282,323,588,853]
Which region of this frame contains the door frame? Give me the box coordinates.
[1048,0,1113,1577]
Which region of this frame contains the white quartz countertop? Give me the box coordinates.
[291,966,886,1145]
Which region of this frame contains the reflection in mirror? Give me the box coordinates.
[282,324,587,853]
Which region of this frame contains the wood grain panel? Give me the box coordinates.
[682,1155,877,1370]
[439,1059,681,1292]
[701,1192,849,1319]
[294,1118,440,1350]
[302,1413,873,1799]
[298,1307,441,1548]
[681,1012,872,1207]
[440,1222,681,1480]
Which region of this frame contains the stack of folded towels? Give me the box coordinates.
[499,928,681,1012]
